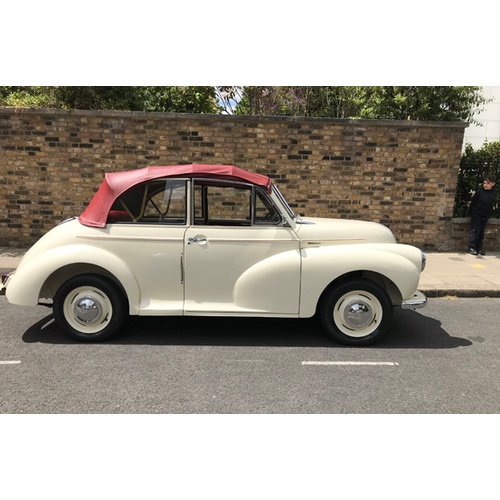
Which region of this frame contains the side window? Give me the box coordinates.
[109,179,187,224]
[194,183,251,225]
[208,185,250,221]
[194,182,281,226]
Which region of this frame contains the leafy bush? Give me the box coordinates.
[454,141,500,217]
[0,86,220,114]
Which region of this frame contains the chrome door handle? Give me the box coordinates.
[188,237,207,244]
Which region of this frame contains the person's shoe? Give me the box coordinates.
[478,249,486,256]
[468,247,479,255]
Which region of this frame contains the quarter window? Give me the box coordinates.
[254,189,281,224]
[108,179,187,224]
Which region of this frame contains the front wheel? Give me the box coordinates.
[54,275,127,342]
[320,279,393,346]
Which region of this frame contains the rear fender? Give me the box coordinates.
[6,245,141,314]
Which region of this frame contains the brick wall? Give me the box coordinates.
[450,218,500,253]
[0,108,471,251]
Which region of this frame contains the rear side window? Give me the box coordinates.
[108,179,187,224]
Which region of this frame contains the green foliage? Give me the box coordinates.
[232,87,304,116]
[229,86,489,124]
[231,86,362,117]
[357,86,489,124]
[454,141,500,218]
[138,87,220,114]
[0,86,220,114]
[0,86,60,108]
[303,86,366,118]
[1,86,488,123]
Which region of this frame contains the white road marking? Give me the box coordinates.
[230,360,266,363]
[302,361,399,366]
[0,360,21,365]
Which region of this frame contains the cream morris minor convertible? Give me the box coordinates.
[1,164,427,345]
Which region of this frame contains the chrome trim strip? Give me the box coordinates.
[77,235,184,243]
[180,255,184,284]
[205,238,298,244]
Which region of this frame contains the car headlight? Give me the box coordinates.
[421,251,426,272]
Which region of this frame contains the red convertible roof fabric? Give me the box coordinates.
[79,164,273,227]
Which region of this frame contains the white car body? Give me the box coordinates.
[2,164,426,345]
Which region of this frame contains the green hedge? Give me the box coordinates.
[454,141,500,218]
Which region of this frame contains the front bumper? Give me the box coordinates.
[401,290,427,310]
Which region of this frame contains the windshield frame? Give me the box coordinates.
[272,185,296,220]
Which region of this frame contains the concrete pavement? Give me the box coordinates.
[418,251,500,297]
[1,247,500,298]
[0,248,26,273]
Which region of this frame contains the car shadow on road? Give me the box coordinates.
[22,308,472,349]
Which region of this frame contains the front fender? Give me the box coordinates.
[6,245,141,314]
[299,244,423,317]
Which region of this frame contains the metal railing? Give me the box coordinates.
[453,146,500,218]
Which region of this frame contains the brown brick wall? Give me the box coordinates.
[450,218,500,253]
[1,108,471,250]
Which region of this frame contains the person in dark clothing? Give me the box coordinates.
[468,175,497,255]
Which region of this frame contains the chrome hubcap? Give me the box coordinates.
[74,296,103,324]
[343,300,373,329]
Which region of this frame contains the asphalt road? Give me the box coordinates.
[1,296,499,414]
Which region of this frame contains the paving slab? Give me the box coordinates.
[419,251,500,297]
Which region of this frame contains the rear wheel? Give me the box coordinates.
[54,275,127,342]
[320,279,393,346]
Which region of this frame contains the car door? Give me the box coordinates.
[183,180,301,315]
[105,178,188,315]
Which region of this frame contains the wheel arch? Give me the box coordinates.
[299,246,420,318]
[7,245,141,314]
[315,270,402,316]
[42,264,130,308]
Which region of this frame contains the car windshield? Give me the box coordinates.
[272,185,296,219]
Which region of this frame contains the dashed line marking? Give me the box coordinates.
[228,360,266,363]
[0,360,21,365]
[302,361,399,366]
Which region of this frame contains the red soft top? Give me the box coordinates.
[79,164,273,228]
